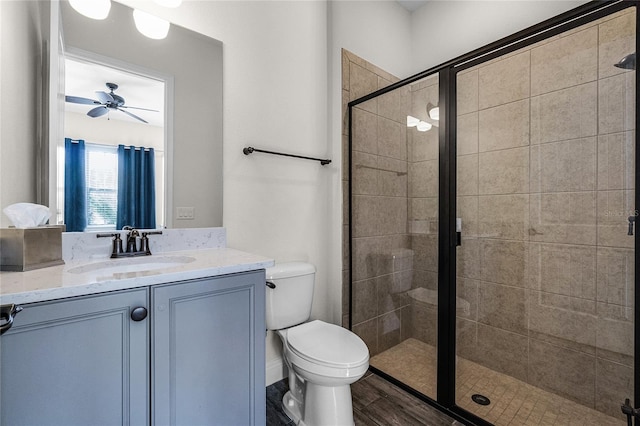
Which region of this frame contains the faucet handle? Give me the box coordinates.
[96,233,124,257]
[97,233,119,238]
[141,231,163,236]
[140,231,162,255]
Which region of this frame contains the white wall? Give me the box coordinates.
[0,1,44,227]
[330,1,413,79]
[64,112,164,149]
[410,0,590,73]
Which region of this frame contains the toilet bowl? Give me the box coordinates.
[266,263,369,426]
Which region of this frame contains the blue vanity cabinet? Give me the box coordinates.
[152,270,266,426]
[0,288,149,426]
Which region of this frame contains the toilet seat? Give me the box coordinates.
[286,320,369,369]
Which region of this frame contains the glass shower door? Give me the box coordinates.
[349,71,440,400]
[455,8,636,425]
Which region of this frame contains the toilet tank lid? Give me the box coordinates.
[266,262,316,279]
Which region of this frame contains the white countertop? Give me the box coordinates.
[0,248,274,305]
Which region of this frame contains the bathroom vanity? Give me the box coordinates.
[0,228,273,426]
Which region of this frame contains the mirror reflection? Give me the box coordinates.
[53,0,223,230]
[63,55,166,231]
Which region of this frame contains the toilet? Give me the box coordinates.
[266,262,369,426]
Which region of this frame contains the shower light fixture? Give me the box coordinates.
[615,52,636,70]
[427,103,439,121]
[417,121,432,132]
[133,9,170,40]
[69,0,111,20]
[407,115,420,127]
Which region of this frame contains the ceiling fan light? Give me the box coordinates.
[69,0,111,20]
[428,104,440,121]
[133,9,170,40]
[417,121,432,132]
[407,115,420,127]
[153,0,182,7]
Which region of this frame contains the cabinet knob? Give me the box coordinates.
[131,307,148,322]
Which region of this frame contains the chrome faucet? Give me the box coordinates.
[97,226,163,258]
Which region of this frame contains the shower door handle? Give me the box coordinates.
[455,218,462,247]
[628,216,636,236]
[621,398,639,425]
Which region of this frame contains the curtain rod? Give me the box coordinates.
[67,139,152,151]
[66,138,154,151]
[243,146,331,166]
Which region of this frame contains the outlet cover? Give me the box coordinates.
[176,207,195,220]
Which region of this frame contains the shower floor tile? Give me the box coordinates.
[370,338,624,426]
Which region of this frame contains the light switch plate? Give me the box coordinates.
[176,207,195,220]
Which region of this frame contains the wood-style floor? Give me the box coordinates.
[266,371,461,426]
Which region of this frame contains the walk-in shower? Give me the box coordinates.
[345,3,637,425]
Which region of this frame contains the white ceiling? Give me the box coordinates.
[65,58,165,127]
[396,0,429,13]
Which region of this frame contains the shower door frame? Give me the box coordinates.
[347,1,640,424]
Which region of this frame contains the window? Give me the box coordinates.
[85,144,118,228]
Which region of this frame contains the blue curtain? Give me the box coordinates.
[64,138,87,232]
[116,145,156,230]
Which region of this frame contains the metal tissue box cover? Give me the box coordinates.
[0,225,65,271]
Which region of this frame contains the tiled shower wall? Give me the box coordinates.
[454,9,635,418]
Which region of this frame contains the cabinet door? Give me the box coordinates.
[152,271,266,426]
[0,289,149,426]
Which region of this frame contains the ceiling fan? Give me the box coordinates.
[65,82,158,124]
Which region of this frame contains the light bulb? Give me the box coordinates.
[407,115,420,127]
[417,121,432,132]
[428,105,440,121]
[69,0,111,20]
[133,9,170,40]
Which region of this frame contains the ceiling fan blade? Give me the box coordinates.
[65,95,100,105]
[117,107,148,124]
[120,105,160,112]
[87,106,108,118]
[95,91,115,104]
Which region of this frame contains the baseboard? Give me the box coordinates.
[266,357,287,386]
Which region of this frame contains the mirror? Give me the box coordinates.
[49,0,223,230]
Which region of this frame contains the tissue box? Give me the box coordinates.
[0,226,65,271]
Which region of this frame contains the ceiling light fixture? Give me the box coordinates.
[417,121,432,132]
[407,115,420,127]
[427,103,439,121]
[68,0,111,20]
[153,0,183,7]
[133,9,170,40]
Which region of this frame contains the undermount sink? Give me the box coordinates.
[68,255,196,275]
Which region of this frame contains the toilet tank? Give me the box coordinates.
[265,262,316,330]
